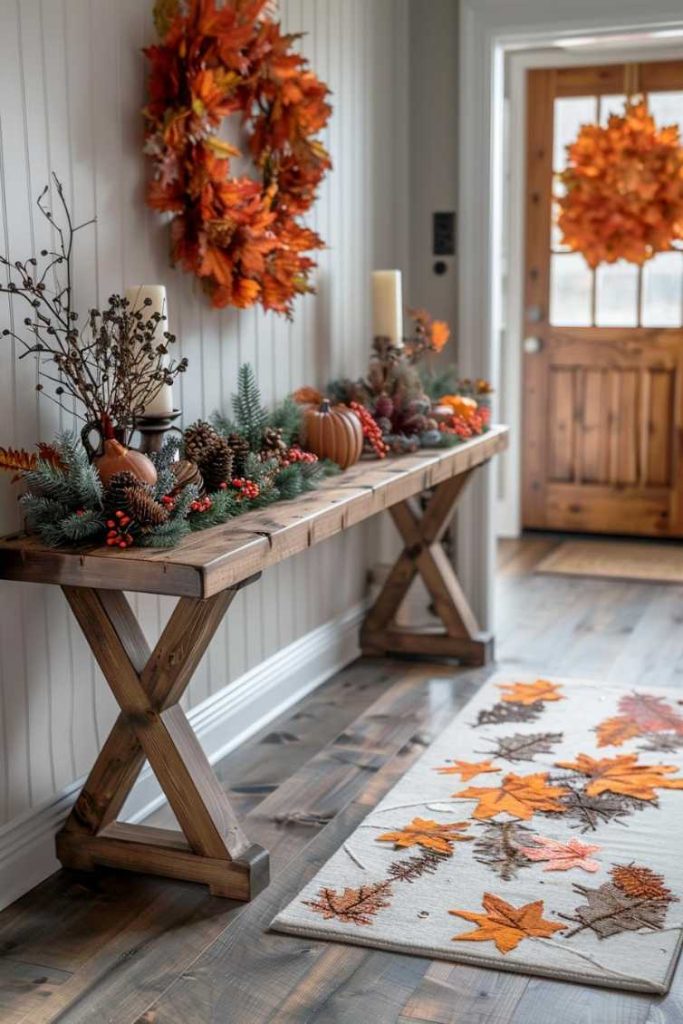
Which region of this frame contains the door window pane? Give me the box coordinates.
[550,252,592,326]
[642,252,683,327]
[553,96,598,171]
[598,94,627,126]
[595,261,639,327]
[647,91,683,135]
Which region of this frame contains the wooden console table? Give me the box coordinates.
[0,425,508,900]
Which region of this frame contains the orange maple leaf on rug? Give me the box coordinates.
[434,759,502,781]
[595,716,642,748]
[453,772,569,821]
[450,893,566,953]
[376,817,472,855]
[556,753,683,801]
[518,835,601,873]
[497,679,564,706]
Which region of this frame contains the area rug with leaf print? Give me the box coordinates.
[271,675,683,993]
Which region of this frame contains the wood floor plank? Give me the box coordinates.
[14,667,472,1024]
[4,537,683,1024]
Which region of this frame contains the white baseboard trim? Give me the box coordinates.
[0,600,366,912]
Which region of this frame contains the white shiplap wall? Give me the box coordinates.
[0,0,409,827]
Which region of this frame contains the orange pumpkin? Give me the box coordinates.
[94,438,158,487]
[439,394,479,421]
[303,399,363,470]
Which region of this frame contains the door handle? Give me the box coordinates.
[523,336,543,354]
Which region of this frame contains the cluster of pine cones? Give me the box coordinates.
[104,471,169,537]
[100,421,290,537]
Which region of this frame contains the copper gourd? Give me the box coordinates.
[303,399,363,470]
[94,438,158,488]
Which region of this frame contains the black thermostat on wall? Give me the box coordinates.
[433,212,455,256]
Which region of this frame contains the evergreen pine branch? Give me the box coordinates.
[150,435,181,499]
[55,509,105,543]
[140,518,191,547]
[268,397,303,447]
[189,488,240,530]
[211,410,238,437]
[274,464,306,500]
[231,363,268,448]
[20,493,71,524]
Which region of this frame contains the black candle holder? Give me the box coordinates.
[134,409,183,454]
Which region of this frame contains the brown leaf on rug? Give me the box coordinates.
[387,851,443,883]
[377,817,472,855]
[498,679,564,706]
[472,820,535,881]
[486,732,563,764]
[558,779,646,832]
[303,881,392,926]
[556,752,683,801]
[434,758,502,780]
[450,893,566,953]
[454,772,570,821]
[562,864,677,939]
[475,701,544,727]
[639,732,683,754]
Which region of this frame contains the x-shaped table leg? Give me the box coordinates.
[360,469,493,665]
[56,581,268,899]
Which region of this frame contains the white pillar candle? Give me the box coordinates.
[125,284,174,416]
[372,270,403,347]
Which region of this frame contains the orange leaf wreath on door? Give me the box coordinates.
[557,100,683,267]
[143,0,332,316]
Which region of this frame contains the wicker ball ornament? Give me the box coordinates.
[170,459,206,497]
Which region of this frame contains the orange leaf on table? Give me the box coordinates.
[556,752,683,801]
[435,759,501,782]
[376,817,471,856]
[450,893,566,953]
[498,679,564,706]
[453,772,569,821]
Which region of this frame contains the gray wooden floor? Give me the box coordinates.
[3,533,683,1023]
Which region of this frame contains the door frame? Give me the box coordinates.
[457,0,683,626]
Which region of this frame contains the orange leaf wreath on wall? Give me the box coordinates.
[557,100,683,267]
[143,0,332,316]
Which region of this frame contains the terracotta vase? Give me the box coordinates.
[94,438,158,488]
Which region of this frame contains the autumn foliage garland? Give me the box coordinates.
[143,0,332,316]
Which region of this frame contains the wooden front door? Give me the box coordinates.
[523,62,683,536]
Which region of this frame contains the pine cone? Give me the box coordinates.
[201,436,234,492]
[123,485,169,528]
[227,433,251,476]
[171,459,205,497]
[184,420,220,464]
[104,471,141,515]
[260,426,288,464]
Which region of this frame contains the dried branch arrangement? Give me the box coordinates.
[0,175,188,441]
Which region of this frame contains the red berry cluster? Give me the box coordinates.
[231,477,260,500]
[161,494,176,510]
[439,405,489,440]
[349,401,388,459]
[106,510,134,548]
[281,445,318,467]
[190,496,213,513]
